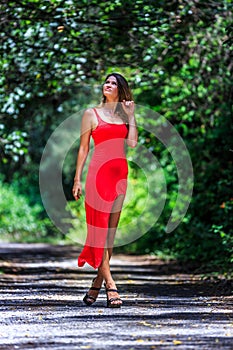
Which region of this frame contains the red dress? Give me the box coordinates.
[78,108,128,269]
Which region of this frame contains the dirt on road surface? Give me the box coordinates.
[0,243,232,349]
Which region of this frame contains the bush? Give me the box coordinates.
[0,179,57,242]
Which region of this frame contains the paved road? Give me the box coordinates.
[0,243,232,349]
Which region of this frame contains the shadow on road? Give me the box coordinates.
[0,243,232,350]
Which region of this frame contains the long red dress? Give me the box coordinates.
[78,108,128,269]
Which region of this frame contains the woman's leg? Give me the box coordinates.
[98,195,125,305]
[107,194,125,255]
[85,195,124,305]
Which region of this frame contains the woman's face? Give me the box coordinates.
[103,76,119,102]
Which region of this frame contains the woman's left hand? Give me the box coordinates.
[121,100,135,117]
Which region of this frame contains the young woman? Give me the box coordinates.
[72,73,138,307]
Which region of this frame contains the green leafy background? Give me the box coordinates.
[1,0,232,270]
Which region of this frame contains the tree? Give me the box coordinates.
[1,0,232,266]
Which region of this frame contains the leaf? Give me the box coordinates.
[173,340,183,345]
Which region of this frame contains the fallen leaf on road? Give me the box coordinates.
[173,340,183,345]
[139,321,154,328]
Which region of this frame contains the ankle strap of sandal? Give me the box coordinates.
[106,288,118,293]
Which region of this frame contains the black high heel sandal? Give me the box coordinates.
[83,278,102,306]
[104,283,123,308]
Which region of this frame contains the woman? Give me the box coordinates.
[72,73,138,308]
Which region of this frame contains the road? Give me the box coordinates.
[0,243,232,349]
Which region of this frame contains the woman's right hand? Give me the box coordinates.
[72,180,82,201]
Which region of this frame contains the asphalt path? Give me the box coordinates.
[0,243,232,349]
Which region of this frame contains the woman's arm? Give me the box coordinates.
[126,113,138,148]
[72,109,93,200]
[122,100,138,148]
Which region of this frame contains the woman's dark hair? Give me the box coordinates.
[102,73,133,123]
[102,72,133,103]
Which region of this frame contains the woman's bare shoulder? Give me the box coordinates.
[83,107,95,116]
[82,108,98,129]
[82,108,95,121]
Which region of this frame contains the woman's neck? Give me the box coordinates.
[103,101,118,111]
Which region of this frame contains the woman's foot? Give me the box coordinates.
[83,277,103,306]
[104,282,123,308]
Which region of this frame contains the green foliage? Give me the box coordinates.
[133,5,233,268]
[0,0,232,269]
[0,179,59,242]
